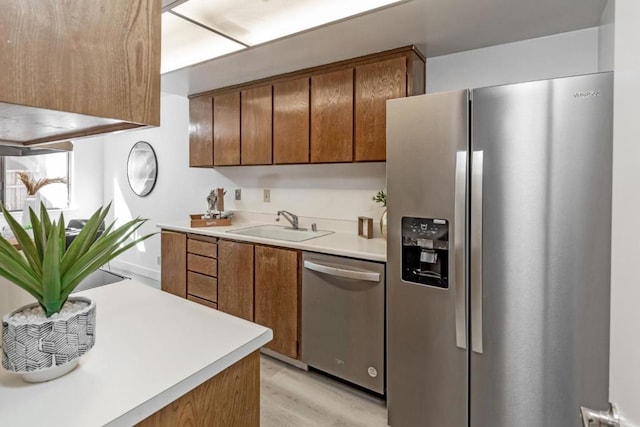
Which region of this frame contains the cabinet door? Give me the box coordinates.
[218,240,254,321]
[310,68,353,163]
[241,85,273,165]
[161,231,186,298]
[189,96,213,167]
[213,91,241,166]
[255,246,299,358]
[274,77,309,164]
[355,57,407,162]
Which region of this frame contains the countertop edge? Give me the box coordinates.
[106,329,273,427]
[157,222,387,263]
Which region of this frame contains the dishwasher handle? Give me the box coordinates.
[303,260,381,282]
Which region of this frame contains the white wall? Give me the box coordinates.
[67,138,105,218]
[426,27,599,92]
[610,0,640,425]
[598,0,615,72]
[100,93,386,279]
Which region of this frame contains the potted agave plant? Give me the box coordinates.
[0,203,152,382]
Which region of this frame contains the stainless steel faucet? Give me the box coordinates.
[276,210,299,229]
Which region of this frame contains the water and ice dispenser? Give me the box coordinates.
[401,217,449,288]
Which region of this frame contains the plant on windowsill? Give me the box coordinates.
[372,190,387,238]
[0,202,154,382]
[16,171,67,227]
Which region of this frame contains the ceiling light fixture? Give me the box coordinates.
[161,13,245,73]
[161,0,405,73]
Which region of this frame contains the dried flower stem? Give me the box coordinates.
[17,171,67,195]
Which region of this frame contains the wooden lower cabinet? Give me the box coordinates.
[162,232,302,359]
[137,351,259,427]
[254,246,299,359]
[218,240,255,321]
[161,231,186,298]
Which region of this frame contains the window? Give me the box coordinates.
[1,153,71,211]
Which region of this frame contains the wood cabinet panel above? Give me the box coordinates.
[0,0,160,145]
[213,92,241,166]
[274,78,310,164]
[241,86,273,165]
[189,96,213,167]
[310,69,354,163]
[189,45,425,167]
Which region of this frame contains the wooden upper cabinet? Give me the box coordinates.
[189,96,213,167]
[241,86,273,165]
[255,246,299,359]
[213,92,241,166]
[189,46,425,168]
[217,240,254,321]
[161,231,187,298]
[0,0,160,145]
[310,69,354,163]
[355,57,407,162]
[274,78,310,164]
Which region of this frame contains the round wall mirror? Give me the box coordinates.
[127,141,157,197]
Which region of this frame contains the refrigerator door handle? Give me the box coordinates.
[454,150,467,349]
[471,150,484,354]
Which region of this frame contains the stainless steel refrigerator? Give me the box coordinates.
[386,72,613,427]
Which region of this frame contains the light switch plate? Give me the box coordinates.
[235,189,241,200]
[263,189,270,203]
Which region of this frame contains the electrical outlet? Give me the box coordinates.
[235,189,241,200]
[263,189,270,203]
[157,256,161,265]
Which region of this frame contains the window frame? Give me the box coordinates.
[0,153,72,212]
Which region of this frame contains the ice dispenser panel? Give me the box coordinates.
[401,217,449,288]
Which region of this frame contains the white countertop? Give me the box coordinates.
[157,220,387,262]
[0,280,272,427]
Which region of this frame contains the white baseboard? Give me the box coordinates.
[108,260,160,282]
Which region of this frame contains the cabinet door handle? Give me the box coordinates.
[303,260,380,282]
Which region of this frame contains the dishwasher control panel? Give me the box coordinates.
[401,217,449,288]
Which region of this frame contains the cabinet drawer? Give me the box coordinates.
[187,253,217,276]
[188,271,217,302]
[187,239,217,258]
[187,294,218,310]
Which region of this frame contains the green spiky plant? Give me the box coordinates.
[0,203,154,317]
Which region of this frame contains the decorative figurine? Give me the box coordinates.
[205,188,226,218]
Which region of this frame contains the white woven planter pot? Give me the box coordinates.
[2,296,96,383]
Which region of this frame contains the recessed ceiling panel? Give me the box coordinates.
[173,0,404,46]
[161,13,245,73]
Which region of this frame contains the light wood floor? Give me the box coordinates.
[261,355,389,427]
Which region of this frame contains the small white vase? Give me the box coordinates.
[21,194,41,227]
[380,209,387,239]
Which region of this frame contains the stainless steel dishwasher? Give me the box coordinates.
[301,251,385,394]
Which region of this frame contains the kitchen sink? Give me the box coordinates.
[228,225,333,242]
